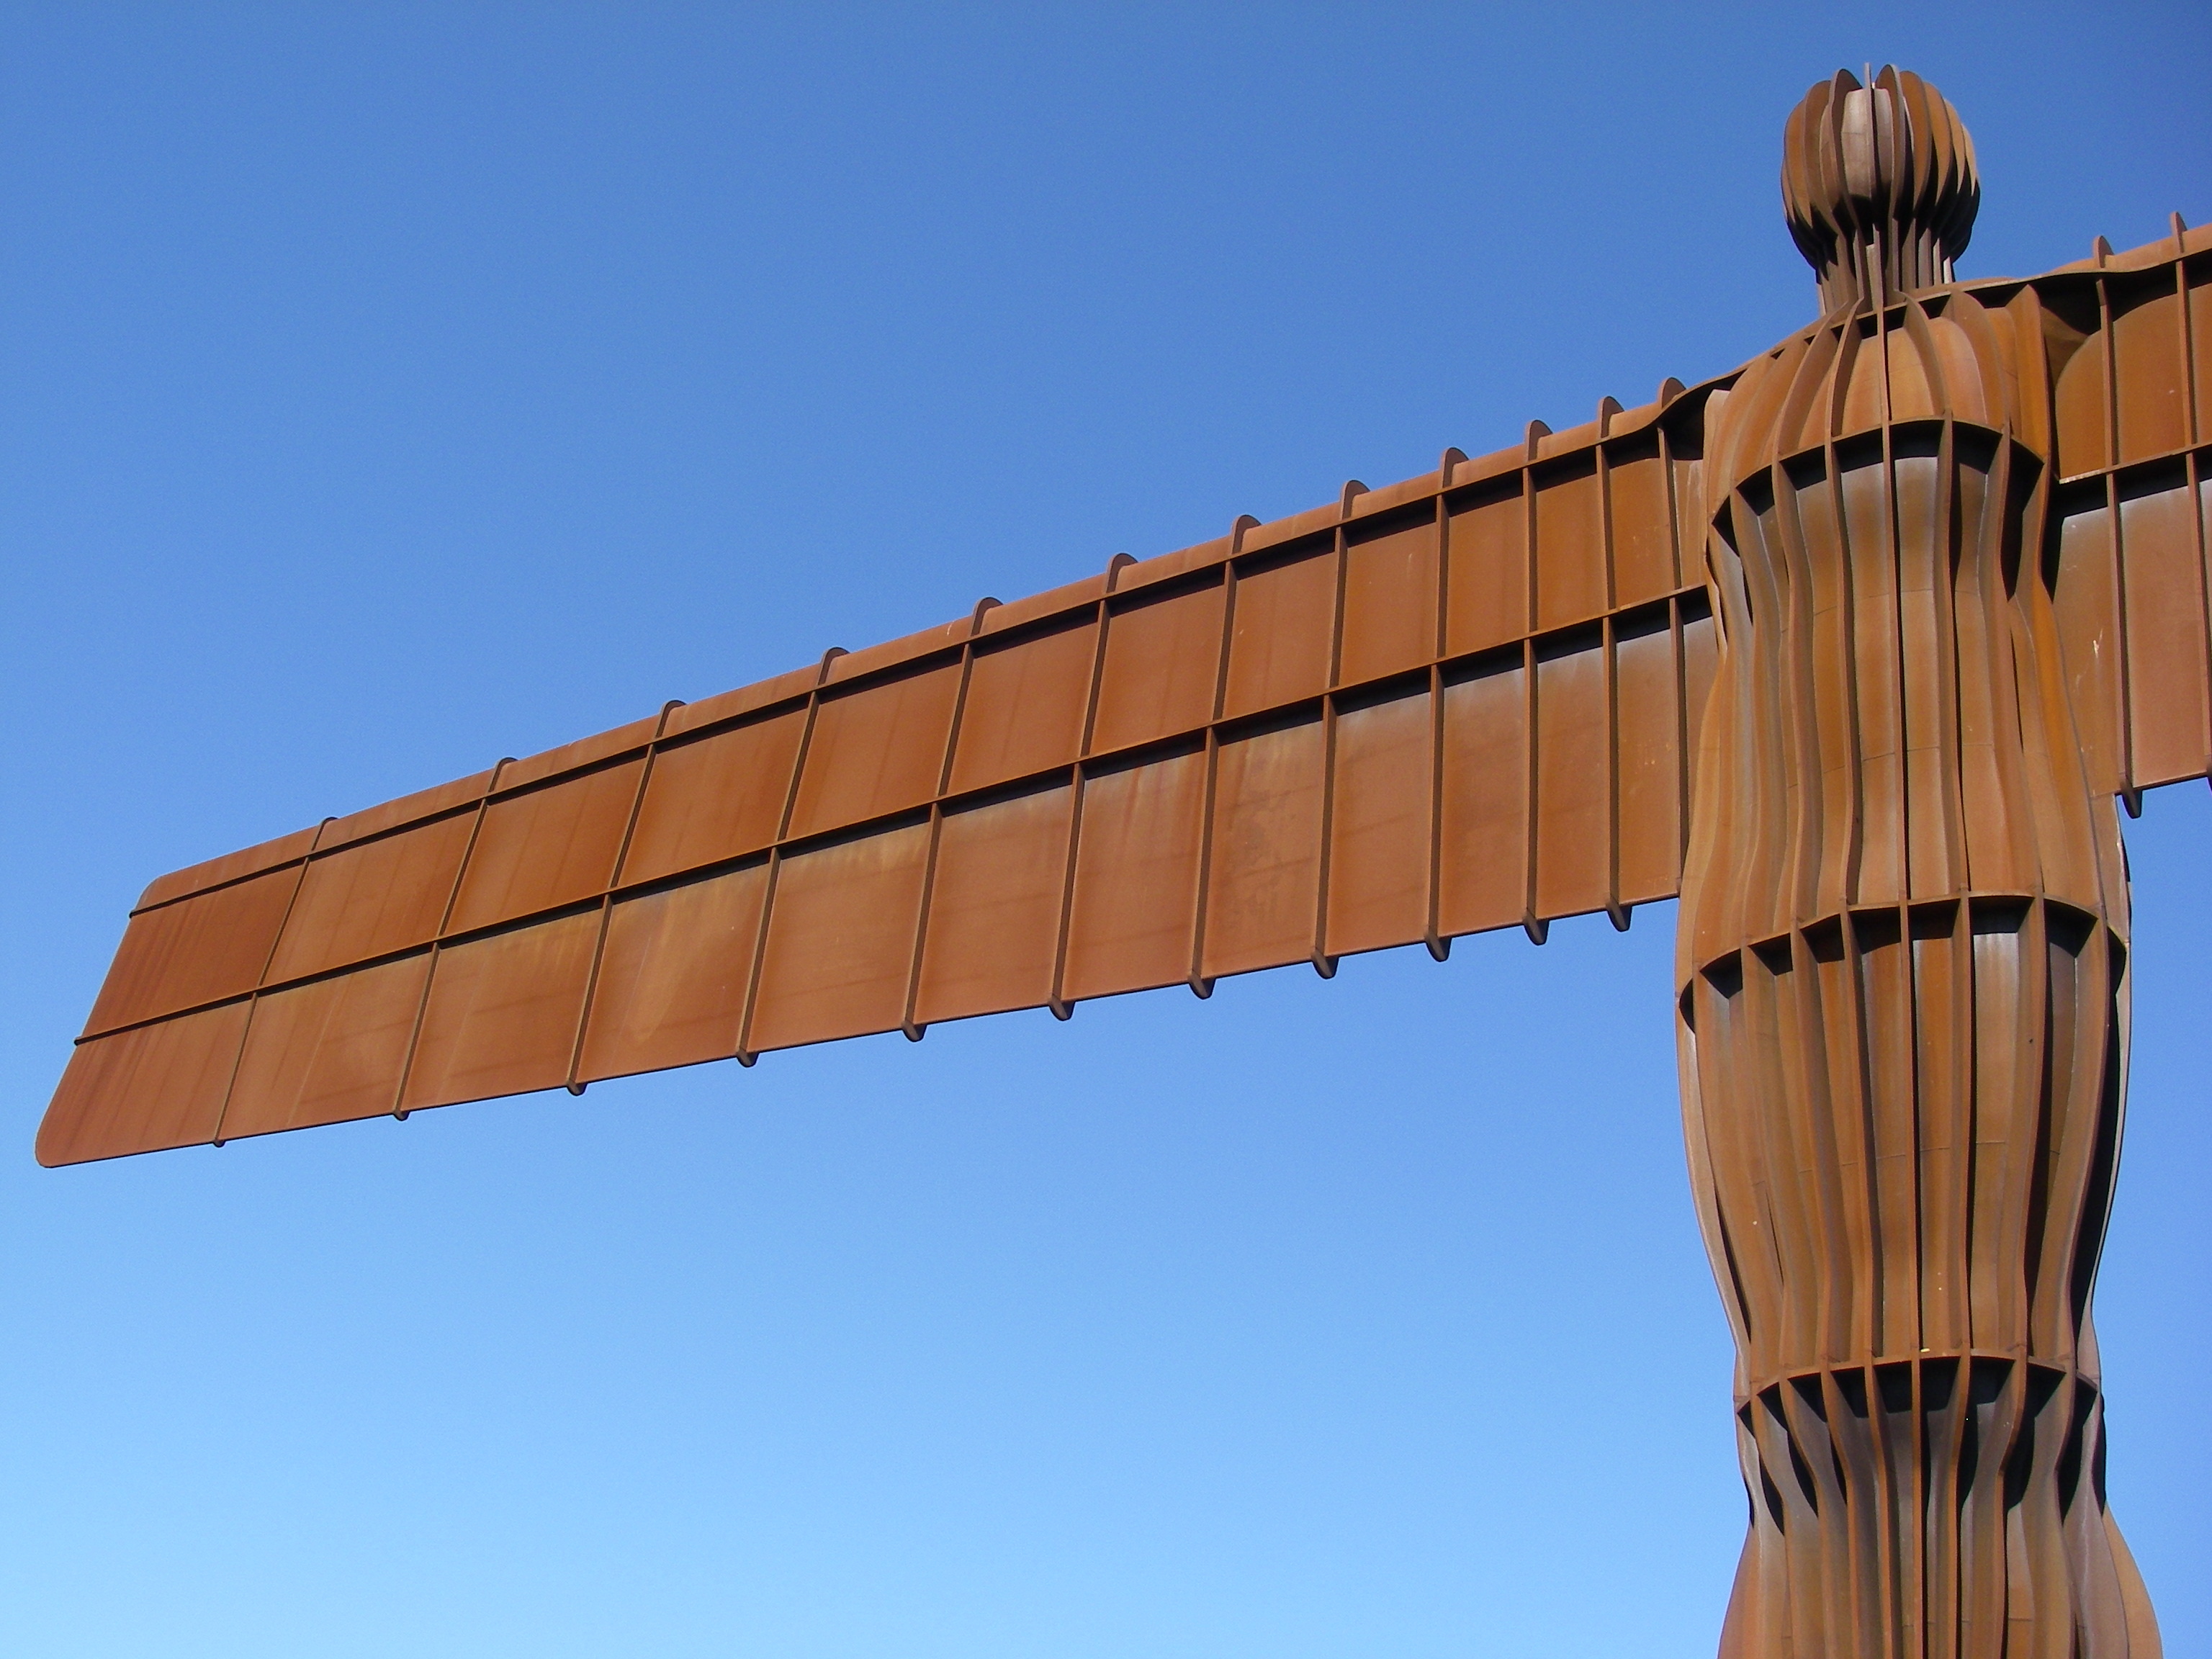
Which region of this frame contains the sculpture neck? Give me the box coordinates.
[1814,222,1956,313]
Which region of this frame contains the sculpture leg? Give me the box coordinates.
[1678,896,2161,1658]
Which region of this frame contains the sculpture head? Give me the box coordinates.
[1782,66,1980,313]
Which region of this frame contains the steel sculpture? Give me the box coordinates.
[42,69,2203,1655]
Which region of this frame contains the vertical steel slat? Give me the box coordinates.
[1599,395,1629,930]
[2091,274,2142,813]
[391,756,514,1118]
[898,599,996,1038]
[2192,447,2212,787]
[734,647,845,1064]
[1310,484,1359,974]
[1424,449,1462,962]
[1186,516,1254,997]
[2171,230,2212,784]
[1519,422,1547,943]
[1046,554,1129,1019]
[563,698,686,1092]
[208,814,338,1146]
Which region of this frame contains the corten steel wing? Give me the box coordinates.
[37,226,2210,1171]
[39,392,1719,1166]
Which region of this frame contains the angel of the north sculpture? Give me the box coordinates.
[42,67,2204,1657]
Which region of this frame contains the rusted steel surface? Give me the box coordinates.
[1683,69,2172,1655]
[36,64,2203,1657]
[50,192,2206,1172]
[44,392,1728,1162]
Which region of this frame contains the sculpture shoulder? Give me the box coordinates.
[1696,287,2066,510]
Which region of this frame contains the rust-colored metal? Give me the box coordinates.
[39,66,2200,1655]
[1685,69,2170,1655]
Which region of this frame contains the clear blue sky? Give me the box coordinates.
[4,6,2206,1656]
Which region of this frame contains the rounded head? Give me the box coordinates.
[1783,66,1979,311]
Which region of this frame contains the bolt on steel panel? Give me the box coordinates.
[1606,437,1677,607]
[134,824,320,913]
[1614,608,1681,907]
[1436,653,1529,938]
[2053,498,2124,801]
[2053,325,2110,477]
[1444,482,1527,656]
[2112,282,2189,466]
[500,716,661,794]
[1533,456,1606,631]
[316,772,498,856]
[1533,628,1611,920]
[2118,473,2209,787]
[38,1002,251,1167]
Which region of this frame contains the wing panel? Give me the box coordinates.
[1616,607,1684,905]
[785,662,961,842]
[2118,472,2209,787]
[912,782,1074,1025]
[2111,281,2189,466]
[266,811,475,983]
[1534,456,1605,630]
[85,865,303,1035]
[747,822,931,1052]
[1339,511,1440,685]
[945,619,1095,796]
[1681,593,1719,765]
[1444,481,1527,655]
[39,1002,250,1166]
[621,709,806,886]
[1089,577,1226,754]
[2038,230,2211,801]
[1061,747,1207,1002]
[2195,259,2212,439]
[1437,652,1530,937]
[136,825,321,914]
[446,760,645,935]
[1222,545,1334,720]
[1200,715,1327,979]
[1534,629,1613,920]
[401,910,600,1110]
[221,953,431,1140]
[1609,436,1679,606]
[577,865,765,1083]
[1323,685,1434,958]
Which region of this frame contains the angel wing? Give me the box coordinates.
[40,385,1721,1165]
[2046,217,2212,802]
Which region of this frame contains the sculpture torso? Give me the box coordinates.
[1672,282,2158,1655]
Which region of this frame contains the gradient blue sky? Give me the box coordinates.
[4,6,2206,1656]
